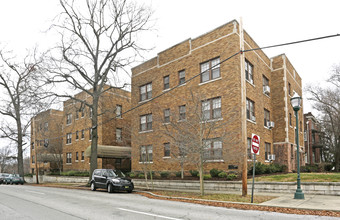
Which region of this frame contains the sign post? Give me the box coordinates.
[251,134,260,203]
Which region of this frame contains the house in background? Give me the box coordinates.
[130,19,305,175]
[304,112,324,164]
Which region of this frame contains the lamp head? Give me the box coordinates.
[290,92,301,111]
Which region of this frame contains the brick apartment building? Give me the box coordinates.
[30,109,63,174]
[304,112,324,164]
[131,20,305,175]
[61,87,132,172]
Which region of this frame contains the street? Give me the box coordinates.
[0,185,338,220]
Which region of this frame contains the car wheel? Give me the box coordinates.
[21,183,24,185]
[107,183,114,193]
[127,190,132,193]
[10,182,13,185]
[90,182,96,191]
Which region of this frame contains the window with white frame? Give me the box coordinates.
[264,109,270,127]
[140,82,152,101]
[164,109,170,123]
[81,151,84,161]
[202,97,221,120]
[179,70,185,85]
[203,138,223,160]
[245,59,254,84]
[265,142,271,160]
[246,98,255,121]
[81,129,85,139]
[75,110,79,120]
[66,133,72,144]
[164,143,170,157]
[163,75,170,90]
[116,128,122,142]
[179,105,186,120]
[116,105,122,118]
[76,131,79,140]
[66,114,72,125]
[140,145,153,162]
[200,57,220,83]
[81,108,85,117]
[76,152,79,161]
[66,152,72,164]
[140,114,152,131]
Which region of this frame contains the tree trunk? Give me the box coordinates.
[89,96,99,183]
[16,114,24,179]
[199,164,204,196]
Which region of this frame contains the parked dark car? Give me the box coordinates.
[0,173,10,184]
[4,174,24,185]
[90,169,133,193]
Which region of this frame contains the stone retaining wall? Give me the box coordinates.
[25,176,340,195]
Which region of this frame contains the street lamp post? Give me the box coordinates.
[290,93,305,199]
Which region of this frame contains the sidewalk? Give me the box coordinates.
[260,193,340,212]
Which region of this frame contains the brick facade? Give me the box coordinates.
[131,20,305,175]
[304,112,323,164]
[30,109,63,174]
[62,87,131,172]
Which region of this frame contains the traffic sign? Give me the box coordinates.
[251,133,260,155]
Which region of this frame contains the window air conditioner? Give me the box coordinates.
[263,86,270,95]
[267,121,275,128]
[251,115,256,122]
[268,154,276,161]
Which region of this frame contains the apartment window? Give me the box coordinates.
[264,109,270,127]
[44,139,49,148]
[291,144,294,159]
[202,97,221,120]
[44,122,48,131]
[179,105,186,120]
[66,153,72,164]
[81,108,85,117]
[288,82,291,96]
[116,105,122,118]
[179,70,185,85]
[89,108,93,118]
[140,145,153,162]
[75,110,79,120]
[289,113,292,126]
[164,109,170,123]
[203,138,222,160]
[76,152,79,161]
[263,76,270,95]
[31,142,34,150]
[81,129,85,139]
[89,129,92,141]
[164,143,170,157]
[245,59,254,84]
[140,82,152,101]
[163,75,170,90]
[66,133,72,144]
[116,128,122,142]
[246,98,255,121]
[265,142,271,160]
[81,151,84,161]
[66,113,72,125]
[76,131,79,140]
[200,57,220,83]
[140,114,152,131]
[247,138,252,160]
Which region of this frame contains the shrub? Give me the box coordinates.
[203,174,212,180]
[24,173,33,177]
[301,164,322,173]
[226,173,237,180]
[189,170,199,177]
[218,172,228,178]
[210,168,222,177]
[129,173,136,178]
[160,171,170,178]
[248,162,286,175]
[324,163,334,172]
[138,173,145,178]
[175,171,182,177]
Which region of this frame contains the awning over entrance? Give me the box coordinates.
[85,145,131,159]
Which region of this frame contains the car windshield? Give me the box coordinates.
[106,169,125,178]
[114,170,126,178]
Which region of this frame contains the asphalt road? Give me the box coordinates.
[0,185,338,220]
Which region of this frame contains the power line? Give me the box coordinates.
[35,33,340,142]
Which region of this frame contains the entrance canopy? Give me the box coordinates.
[85,145,131,159]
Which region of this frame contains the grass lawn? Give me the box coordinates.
[253,173,340,182]
[149,190,275,204]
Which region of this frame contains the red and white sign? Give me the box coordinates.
[251,133,260,155]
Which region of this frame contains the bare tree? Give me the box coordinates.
[308,64,340,171]
[0,146,15,173]
[45,0,153,180]
[160,90,238,195]
[0,48,50,178]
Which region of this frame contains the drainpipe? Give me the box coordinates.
[306,120,310,164]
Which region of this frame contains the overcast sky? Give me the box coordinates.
[1,0,340,152]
